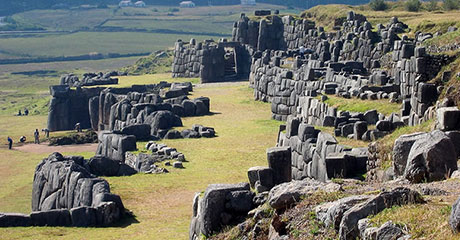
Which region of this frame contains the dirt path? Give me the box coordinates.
[15,143,98,154]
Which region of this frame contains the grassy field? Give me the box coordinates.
[0,32,210,58]
[0,78,281,239]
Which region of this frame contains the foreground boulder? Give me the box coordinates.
[392,132,428,176]
[450,195,460,233]
[404,130,457,183]
[338,187,424,240]
[315,195,371,231]
[268,179,341,210]
[189,183,253,239]
[0,153,126,227]
[358,220,410,240]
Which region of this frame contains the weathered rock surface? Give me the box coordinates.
[315,195,371,230]
[189,183,252,239]
[339,187,424,240]
[404,130,457,183]
[96,132,137,162]
[450,195,460,233]
[0,152,128,228]
[392,132,428,176]
[268,179,341,210]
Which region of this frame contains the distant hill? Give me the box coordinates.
[0,0,370,16]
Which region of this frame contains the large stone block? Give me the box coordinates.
[267,147,292,185]
[437,107,460,131]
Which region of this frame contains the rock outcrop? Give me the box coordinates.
[0,153,125,228]
[189,183,253,239]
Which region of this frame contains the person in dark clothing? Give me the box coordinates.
[7,137,12,150]
[34,129,40,144]
[75,123,82,133]
[42,128,50,138]
[24,108,29,116]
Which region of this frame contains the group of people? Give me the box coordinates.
[6,128,49,150]
[5,123,85,149]
[16,108,29,116]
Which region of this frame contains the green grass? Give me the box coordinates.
[368,199,460,240]
[323,95,400,116]
[0,76,281,239]
[0,32,212,59]
[13,8,114,31]
[102,18,234,35]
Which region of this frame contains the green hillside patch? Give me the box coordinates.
[121,51,174,75]
[369,200,459,240]
[323,95,401,116]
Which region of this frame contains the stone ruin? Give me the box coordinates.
[188,10,460,239]
[172,38,251,83]
[48,81,210,136]
[60,71,121,87]
[0,153,125,227]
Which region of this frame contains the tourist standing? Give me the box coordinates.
[42,128,50,138]
[34,129,40,144]
[75,123,82,133]
[7,136,12,150]
[299,46,306,59]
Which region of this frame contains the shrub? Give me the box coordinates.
[444,0,460,10]
[427,0,438,11]
[168,7,180,12]
[406,0,421,12]
[370,0,388,11]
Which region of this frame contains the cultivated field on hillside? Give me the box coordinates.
[0,4,297,63]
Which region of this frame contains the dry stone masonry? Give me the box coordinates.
[0,153,125,227]
[172,39,251,83]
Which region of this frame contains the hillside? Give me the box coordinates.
[0,0,371,16]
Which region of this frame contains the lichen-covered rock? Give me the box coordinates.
[404,130,457,183]
[339,187,424,240]
[268,179,341,210]
[315,195,371,230]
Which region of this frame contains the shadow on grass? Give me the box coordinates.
[207,111,221,116]
[112,210,140,228]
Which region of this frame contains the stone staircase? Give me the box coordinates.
[224,52,237,81]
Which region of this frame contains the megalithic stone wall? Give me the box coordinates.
[391,43,454,126]
[232,14,317,51]
[172,39,252,83]
[172,39,226,83]
[48,86,103,131]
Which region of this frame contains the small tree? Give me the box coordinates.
[406,0,421,12]
[427,0,438,11]
[444,0,460,10]
[370,0,388,11]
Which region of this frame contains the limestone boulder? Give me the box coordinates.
[404,130,457,183]
[268,179,341,210]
